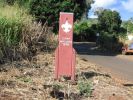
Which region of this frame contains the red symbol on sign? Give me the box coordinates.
[55,12,76,81]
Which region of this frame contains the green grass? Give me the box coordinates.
[0,1,56,60]
[0,4,32,45]
[0,3,33,58]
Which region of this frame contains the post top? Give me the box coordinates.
[60,12,74,15]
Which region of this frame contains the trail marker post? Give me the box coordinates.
[55,12,76,81]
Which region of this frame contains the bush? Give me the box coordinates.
[74,21,89,35]
[98,32,123,52]
[0,4,32,57]
[3,0,29,6]
[74,20,97,42]
[0,8,21,47]
[20,21,57,60]
[78,81,93,97]
[0,4,57,63]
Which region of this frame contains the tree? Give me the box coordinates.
[128,22,133,33]
[94,7,104,16]
[98,9,122,35]
[122,19,133,34]
[129,17,133,23]
[29,0,94,32]
[97,9,123,51]
[74,19,97,41]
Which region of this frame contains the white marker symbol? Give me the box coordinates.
[61,20,72,33]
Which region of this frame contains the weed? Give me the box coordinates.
[16,76,32,83]
[78,81,93,97]
[53,84,63,92]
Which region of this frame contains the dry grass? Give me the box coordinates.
[0,4,32,22]
[0,4,32,62]
[0,3,57,63]
[0,53,132,100]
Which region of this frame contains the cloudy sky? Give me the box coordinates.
[89,0,133,20]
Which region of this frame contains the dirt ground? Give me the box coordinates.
[117,55,133,62]
[0,52,133,100]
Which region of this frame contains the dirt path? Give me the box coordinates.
[74,42,133,82]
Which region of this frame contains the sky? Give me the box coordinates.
[88,0,133,21]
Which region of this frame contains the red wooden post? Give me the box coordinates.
[55,12,76,81]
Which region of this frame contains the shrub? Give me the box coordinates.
[0,4,57,62]
[74,20,97,42]
[78,81,93,97]
[98,32,123,52]
[3,0,29,6]
[20,21,57,60]
[0,4,31,58]
[74,21,89,35]
[0,4,32,42]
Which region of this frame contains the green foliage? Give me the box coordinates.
[17,76,32,83]
[16,0,30,9]
[122,20,133,34]
[96,9,124,51]
[1,0,30,10]
[0,17,21,46]
[127,22,133,33]
[0,4,32,46]
[119,27,127,39]
[4,0,15,5]
[74,21,89,35]
[74,19,97,41]
[98,32,123,51]
[29,0,93,32]
[0,1,57,62]
[78,81,93,97]
[0,4,33,60]
[98,9,122,34]
[53,84,63,91]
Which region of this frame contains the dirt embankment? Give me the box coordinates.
[0,53,132,100]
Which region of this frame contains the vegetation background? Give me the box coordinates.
[0,0,133,62]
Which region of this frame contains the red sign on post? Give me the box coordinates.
[55,12,76,81]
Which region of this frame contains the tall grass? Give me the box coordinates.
[0,3,57,62]
[0,4,32,45]
[0,3,33,61]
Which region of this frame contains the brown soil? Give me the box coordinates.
[0,52,132,100]
[117,55,133,62]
